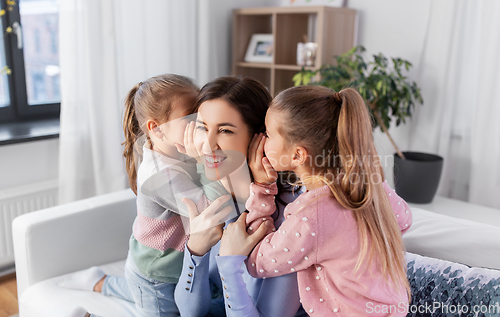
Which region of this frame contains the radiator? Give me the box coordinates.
[0,179,58,273]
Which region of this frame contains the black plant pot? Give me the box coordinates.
[393,152,444,204]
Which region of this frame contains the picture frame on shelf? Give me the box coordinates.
[244,34,273,63]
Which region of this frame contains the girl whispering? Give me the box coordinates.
[61,74,231,317]
[220,86,413,316]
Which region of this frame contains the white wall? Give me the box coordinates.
[349,0,431,185]
[0,139,59,191]
[197,0,269,85]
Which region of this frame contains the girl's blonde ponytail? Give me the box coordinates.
[334,88,410,300]
[336,89,375,209]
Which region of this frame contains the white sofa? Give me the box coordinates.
[13,189,500,317]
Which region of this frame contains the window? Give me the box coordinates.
[0,0,60,123]
[0,14,10,109]
[32,72,45,101]
[34,28,40,52]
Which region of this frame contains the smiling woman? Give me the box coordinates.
[191,76,272,198]
[195,98,250,181]
[174,76,308,317]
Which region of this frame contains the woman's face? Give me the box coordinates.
[195,98,251,180]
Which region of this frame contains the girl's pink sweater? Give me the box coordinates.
[246,181,412,316]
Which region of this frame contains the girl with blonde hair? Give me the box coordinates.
[220,85,413,316]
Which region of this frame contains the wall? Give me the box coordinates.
[265,0,432,185]
[197,0,269,85]
[0,139,59,191]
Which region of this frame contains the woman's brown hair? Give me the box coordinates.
[122,74,198,194]
[195,76,271,136]
[271,85,411,300]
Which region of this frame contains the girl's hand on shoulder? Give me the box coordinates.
[183,195,233,256]
[219,212,268,257]
[176,121,202,163]
[248,133,278,185]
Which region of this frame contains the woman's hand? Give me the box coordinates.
[248,133,278,184]
[219,213,268,257]
[176,121,203,163]
[184,195,234,256]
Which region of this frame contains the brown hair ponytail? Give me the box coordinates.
[121,74,198,194]
[336,88,375,209]
[271,85,410,300]
[123,83,142,194]
[335,89,409,298]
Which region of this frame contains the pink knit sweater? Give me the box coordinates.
[246,181,412,316]
[245,182,278,235]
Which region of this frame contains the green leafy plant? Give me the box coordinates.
[293,46,423,159]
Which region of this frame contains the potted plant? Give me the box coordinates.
[293,46,443,203]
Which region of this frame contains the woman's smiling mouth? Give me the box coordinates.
[204,153,227,168]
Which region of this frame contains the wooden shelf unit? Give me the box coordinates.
[232,6,357,96]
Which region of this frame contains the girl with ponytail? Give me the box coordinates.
[61,74,232,317]
[220,85,413,316]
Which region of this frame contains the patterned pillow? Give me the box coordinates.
[406,252,500,317]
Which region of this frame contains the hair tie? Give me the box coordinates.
[333,91,342,104]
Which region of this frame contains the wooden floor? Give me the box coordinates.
[0,274,18,317]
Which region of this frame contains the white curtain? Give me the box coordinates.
[59,0,127,203]
[408,0,500,209]
[58,0,266,203]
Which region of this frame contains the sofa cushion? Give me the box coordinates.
[19,260,135,317]
[406,252,500,317]
[403,207,500,270]
[20,253,500,317]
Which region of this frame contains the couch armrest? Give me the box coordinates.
[13,189,136,297]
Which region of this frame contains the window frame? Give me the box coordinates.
[0,0,60,124]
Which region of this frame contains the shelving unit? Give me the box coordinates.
[232,6,357,96]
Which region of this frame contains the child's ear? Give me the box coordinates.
[147,120,163,139]
[292,146,309,167]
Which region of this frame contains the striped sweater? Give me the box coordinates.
[130,146,230,283]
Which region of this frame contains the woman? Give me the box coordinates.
[174,76,307,317]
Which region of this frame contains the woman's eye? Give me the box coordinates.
[219,129,234,134]
[196,125,207,132]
